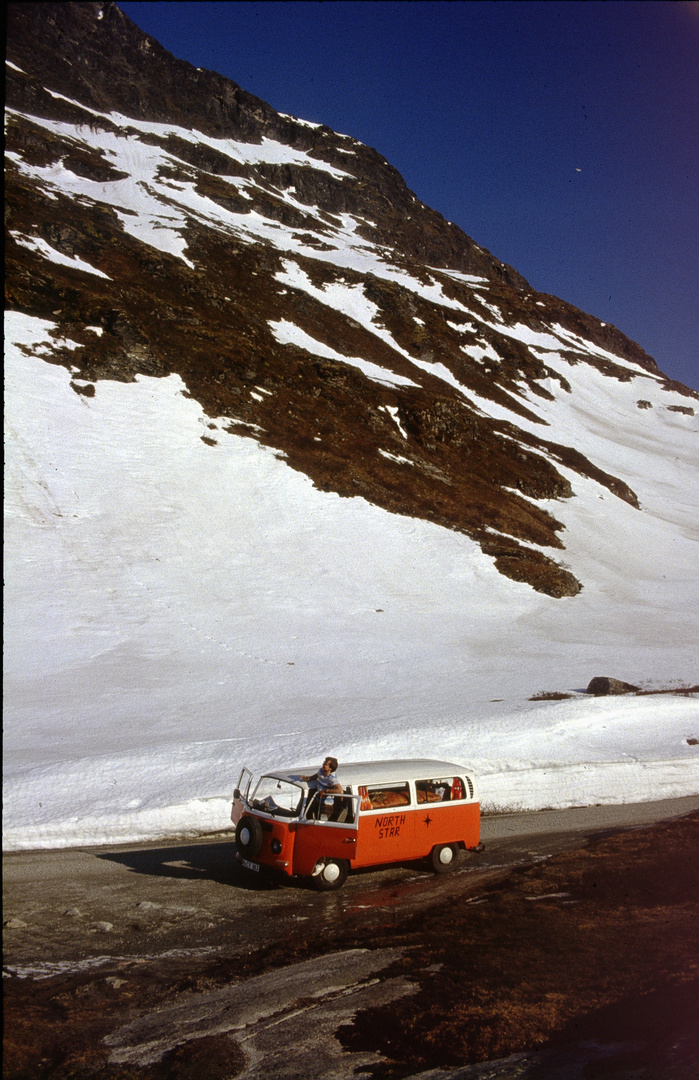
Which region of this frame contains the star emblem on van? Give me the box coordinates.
[424,814,433,827]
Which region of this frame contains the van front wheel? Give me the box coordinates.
[430,843,459,873]
[311,858,349,891]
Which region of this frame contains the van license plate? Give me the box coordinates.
[242,859,260,872]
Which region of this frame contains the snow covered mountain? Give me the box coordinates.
[4,3,698,849]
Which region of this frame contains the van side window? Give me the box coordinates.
[306,790,355,824]
[416,777,465,803]
[328,789,355,824]
[365,783,411,809]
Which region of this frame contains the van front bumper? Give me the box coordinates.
[236,851,291,875]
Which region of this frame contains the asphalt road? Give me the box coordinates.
[5,794,699,976]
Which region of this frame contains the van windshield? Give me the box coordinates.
[251,776,303,818]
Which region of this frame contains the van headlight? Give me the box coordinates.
[271,838,282,855]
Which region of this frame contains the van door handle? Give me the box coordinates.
[342,838,356,843]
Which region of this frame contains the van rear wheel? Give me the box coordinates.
[311,858,349,891]
[430,843,459,873]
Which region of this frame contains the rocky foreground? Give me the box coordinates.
[3,810,698,1079]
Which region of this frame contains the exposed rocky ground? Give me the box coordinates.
[342,812,699,1078]
[3,810,698,1079]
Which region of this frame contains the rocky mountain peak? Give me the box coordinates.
[6,1,696,596]
[6,1,530,284]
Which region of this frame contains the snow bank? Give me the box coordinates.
[3,693,697,851]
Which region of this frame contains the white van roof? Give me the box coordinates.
[276,759,473,786]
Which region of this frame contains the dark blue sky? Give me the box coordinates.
[119,1,698,390]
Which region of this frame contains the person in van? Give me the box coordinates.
[301,757,343,818]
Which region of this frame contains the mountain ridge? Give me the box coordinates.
[6,1,528,286]
[5,1,697,597]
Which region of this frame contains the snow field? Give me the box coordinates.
[4,312,698,850]
[4,102,698,852]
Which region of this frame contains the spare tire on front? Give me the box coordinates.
[236,814,264,858]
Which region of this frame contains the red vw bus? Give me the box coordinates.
[231,759,480,890]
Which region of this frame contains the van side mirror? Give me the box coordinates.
[233,789,240,800]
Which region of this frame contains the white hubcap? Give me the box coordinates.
[321,861,341,882]
[240,827,251,845]
[438,846,453,865]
